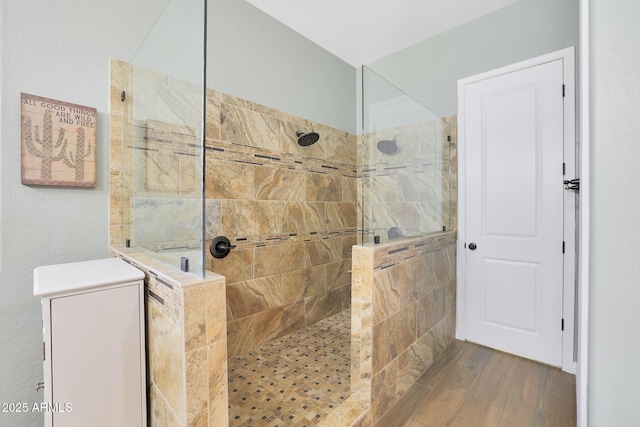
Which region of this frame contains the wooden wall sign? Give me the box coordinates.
[21,93,97,187]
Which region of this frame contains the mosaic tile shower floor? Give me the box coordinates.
[228,309,351,426]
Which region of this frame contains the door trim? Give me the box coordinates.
[456,47,577,373]
[577,1,590,423]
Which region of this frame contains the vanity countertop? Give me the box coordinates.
[34,257,144,297]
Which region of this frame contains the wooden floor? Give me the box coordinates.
[375,340,576,427]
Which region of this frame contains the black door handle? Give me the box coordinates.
[468,242,477,250]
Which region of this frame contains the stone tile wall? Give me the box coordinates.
[110,246,229,427]
[359,116,457,244]
[109,59,458,426]
[443,116,458,233]
[328,232,456,426]
[203,89,358,357]
[109,58,358,359]
[109,60,204,251]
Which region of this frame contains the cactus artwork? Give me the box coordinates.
[22,110,68,182]
[63,127,92,182]
[21,93,96,187]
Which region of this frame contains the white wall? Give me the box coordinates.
[589,0,640,424]
[207,0,356,133]
[128,0,204,86]
[368,0,579,117]
[120,0,357,132]
[0,1,171,425]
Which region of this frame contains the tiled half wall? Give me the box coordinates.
[110,246,229,427]
[322,232,457,426]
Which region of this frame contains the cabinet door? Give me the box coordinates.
[50,283,144,427]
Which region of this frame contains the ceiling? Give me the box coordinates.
[245,0,523,66]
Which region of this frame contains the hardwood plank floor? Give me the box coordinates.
[374,340,576,427]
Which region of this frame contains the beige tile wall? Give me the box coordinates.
[110,246,229,427]
[109,59,131,246]
[202,88,358,357]
[109,58,459,427]
[337,232,456,425]
[109,58,358,359]
[443,115,458,232]
[109,59,204,252]
[359,116,457,244]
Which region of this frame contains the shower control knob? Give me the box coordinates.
[210,236,236,259]
[468,242,477,251]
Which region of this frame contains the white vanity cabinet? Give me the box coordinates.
[34,258,146,427]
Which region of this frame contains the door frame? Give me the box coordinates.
[456,47,577,374]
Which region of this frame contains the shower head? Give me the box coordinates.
[296,131,319,146]
[377,137,398,155]
[387,227,403,239]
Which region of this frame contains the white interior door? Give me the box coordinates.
[460,58,566,366]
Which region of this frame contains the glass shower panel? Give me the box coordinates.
[121,0,206,276]
[361,66,449,244]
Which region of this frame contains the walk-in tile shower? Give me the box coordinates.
[108,1,456,425]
